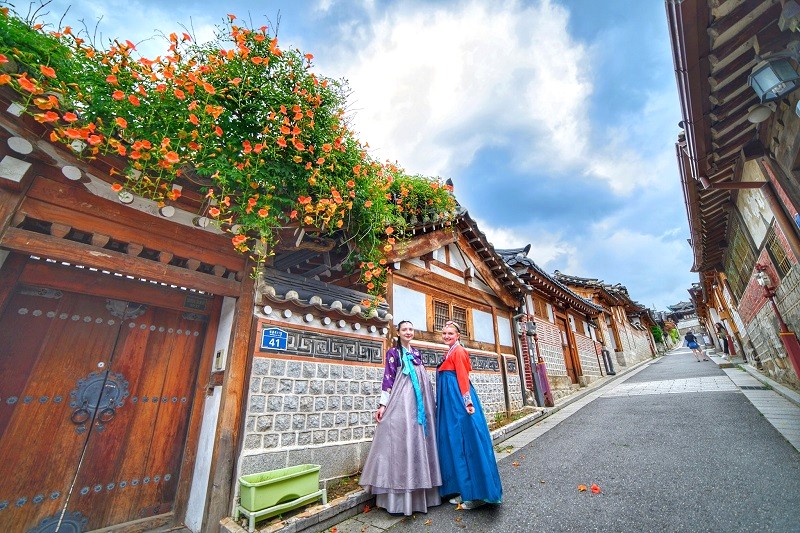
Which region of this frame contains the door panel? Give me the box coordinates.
[0,288,125,532]
[0,282,207,532]
[67,305,205,529]
[556,318,578,384]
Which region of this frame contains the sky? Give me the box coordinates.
[13,0,696,311]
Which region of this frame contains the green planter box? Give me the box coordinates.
[239,464,322,512]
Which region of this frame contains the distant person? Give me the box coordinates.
[684,331,706,361]
[436,321,502,510]
[360,320,441,515]
[715,322,730,355]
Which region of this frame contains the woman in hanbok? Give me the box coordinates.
[436,320,502,509]
[359,320,441,515]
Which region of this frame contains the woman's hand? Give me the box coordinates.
[466,404,475,415]
[375,405,386,422]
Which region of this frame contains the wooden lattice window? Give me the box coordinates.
[433,299,468,336]
[725,217,756,300]
[765,225,791,278]
[533,296,548,318]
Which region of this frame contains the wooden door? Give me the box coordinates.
[0,284,206,532]
[556,317,579,384]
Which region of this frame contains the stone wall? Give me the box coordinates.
[575,333,602,382]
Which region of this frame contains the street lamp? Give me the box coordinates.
[755,264,800,378]
[748,57,800,103]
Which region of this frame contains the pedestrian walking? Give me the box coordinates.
[436,320,502,510]
[684,330,706,361]
[359,320,441,515]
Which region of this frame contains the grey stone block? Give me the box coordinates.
[302,363,315,378]
[327,396,341,410]
[313,430,326,444]
[337,381,349,394]
[249,395,265,413]
[256,415,273,432]
[298,431,312,446]
[335,413,347,426]
[295,380,308,394]
[292,414,306,430]
[314,398,327,411]
[275,414,292,431]
[307,413,320,428]
[263,433,279,448]
[267,395,282,412]
[324,380,335,394]
[243,434,261,449]
[245,415,255,432]
[280,379,293,393]
[271,359,286,376]
[342,396,353,410]
[239,450,286,475]
[317,364,329,378]
[281,432,296,446]
[321,413,335,428]
[261,377,277,394]
[287,361,302,377]
[300,396,313,412]
[327,430,339,442]
[284,395,299,411]
[249,377,261,393]
[343,366,354,379]
[310,380,323,394]
[252,357,269,376]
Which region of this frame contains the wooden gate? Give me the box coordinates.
[556,317,580,384]
[0,263,208,532]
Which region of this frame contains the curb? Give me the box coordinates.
[737,363,800,408]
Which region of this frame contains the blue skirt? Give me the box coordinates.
[436,370,502,503]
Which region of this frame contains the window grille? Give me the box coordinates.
[433,300,468,336]
[765,226,791,278]
[725,217,755,300]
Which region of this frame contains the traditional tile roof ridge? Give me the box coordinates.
[552,270,645,311]
[668,301,695,312]
[453,208,529,300]
[257,267,392,322]
[495,248,603,314]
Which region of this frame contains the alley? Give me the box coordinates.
[340,348,800,532]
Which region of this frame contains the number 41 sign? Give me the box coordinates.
[261,327,288,351]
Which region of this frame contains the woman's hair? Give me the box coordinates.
[443,320,460,333]
[395,320,413,349]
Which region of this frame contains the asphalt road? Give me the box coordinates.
[386,350,800,533]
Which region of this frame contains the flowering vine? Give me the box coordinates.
[0,8,457,305]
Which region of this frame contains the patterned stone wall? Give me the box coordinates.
[575,333,602,380]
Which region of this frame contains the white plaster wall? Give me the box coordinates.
[737,175,771,248]
[497,315,512,346]
[184,295,236,532]
[449,244,467,269]
[392,285,426,330]
[473,309,495,344]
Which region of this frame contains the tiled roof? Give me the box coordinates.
[257,268,392,322]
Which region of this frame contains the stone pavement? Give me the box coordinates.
[223,344,800,533]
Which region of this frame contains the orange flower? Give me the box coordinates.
[63,112,78,122]
[0,54,7,64]
[106,74,118,85]
[232,234,247,246]
[298,196,312,205]
[112,90,125,100]
[590,484,601,494]
[174,88,185,99]
[111,183,123,192]
[35,111,59,123]
[290,210,298,219]
[0,73,10,85]
[276,137,287,148]
[258,208,269,217]
[164,151,180,164]
[364,200,372,208]
[385,226,394,235]
[128,94,140,106]
[39,65,56,78]
[17,75,37,93]
[115,117,128,128]
[303,215,313,225]
[208,207,221,217]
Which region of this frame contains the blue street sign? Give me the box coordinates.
[261,327,288,351]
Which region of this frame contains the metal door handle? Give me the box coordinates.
[97,407,116,423]
[70,408,90,424]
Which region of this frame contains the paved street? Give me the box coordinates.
[333,347,800,533]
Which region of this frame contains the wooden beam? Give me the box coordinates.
[203,269,255,531]
[383,228,457,263]
[0,227,241,297]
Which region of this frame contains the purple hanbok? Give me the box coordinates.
[359,346,441,515]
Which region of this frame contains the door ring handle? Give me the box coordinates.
[70,408,91,425]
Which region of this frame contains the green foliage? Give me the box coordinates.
[651,325,664,343]
[0,8,458,305]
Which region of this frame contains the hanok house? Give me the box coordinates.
[0,86,255,532]
[498,246,606,401]
[552,272,657,369]
[668,0,800,387]
[232,205,531,505]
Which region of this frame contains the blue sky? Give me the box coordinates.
[19,0,694,311]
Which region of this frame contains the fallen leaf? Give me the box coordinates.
[361,527,367,533]
[512,461,520,467]
[424,519,432,525]
[578,484,587,492]
[330,528,337,533]
[454,517,462,522]
[363,504,371,513]
[591,484,601,494]
[456,503,463,510]
[539,480,546,484]
[520,455,526,459]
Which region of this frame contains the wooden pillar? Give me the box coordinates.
[203,269,256,531]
